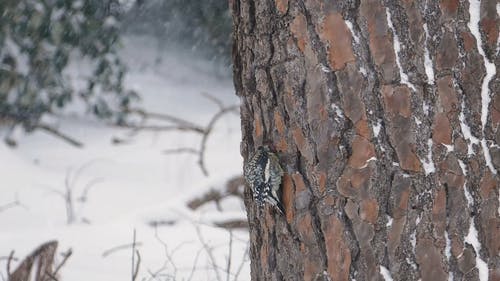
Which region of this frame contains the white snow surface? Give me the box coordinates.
[0,36,249,281]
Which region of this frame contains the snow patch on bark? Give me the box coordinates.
[372,119,382,137]
[359,67,367,77]
[345,20,360,45]
[319,63,331,73]
[464,182,473,207]
[359,157,377,168]
[331,103,345,121]
[421,138,435,175]
[445,231,451,259]
[459,101,480,155]
[386,215,393,227]
[423,102,430,115]
[497,4,500,54]
[380,266,393,281]
[468,0,497,174]
[458,159,468,175]
[480,139,496,174]
[385,8,416,92]
[443,144,454,153]
[445,231,453,281]
[465,219,489,281]
[422,24,435,85]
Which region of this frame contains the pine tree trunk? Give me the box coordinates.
[231,0,499,280]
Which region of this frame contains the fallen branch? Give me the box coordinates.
[125,92,239,176]
[9,241,58,281]
[213,220,248,230]
[0,198,20,213]
[1,115,83,148]
[117,124,204,133]
[187,189,223,211]
[163,148,198,155]
[126,108,205,133]
[187,176,244,211]
[37,123,83,148]
[102,242,143,258]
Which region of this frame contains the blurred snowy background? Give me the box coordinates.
[0,0,248,280]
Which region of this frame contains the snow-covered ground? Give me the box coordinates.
[0,36,249,281]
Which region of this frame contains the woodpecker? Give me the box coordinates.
[243,146,285,214]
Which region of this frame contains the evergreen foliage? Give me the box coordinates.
[0,0,137,131]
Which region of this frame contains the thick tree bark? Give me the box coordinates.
[232,0,499,280]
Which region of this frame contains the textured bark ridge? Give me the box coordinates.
[231,0,499,280]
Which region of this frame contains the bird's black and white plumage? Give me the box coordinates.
[244,146,285,214]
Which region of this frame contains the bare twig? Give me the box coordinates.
[123,96,238,176]
[52,248,72,277]
[64,174,74,224]
[102,242,143,258]
[36,123,83,148]
[40,160,105,224]
[126,108,205,133]
[233,244,249,281]
[68,160,104,190]
[163,148,199,155]
[146,267,169,281]
[78,177,105,202]
[187,248,204,281]
[132,250,140,281]
[201,92,225,110]
[6,250,14,276]
[118,124,204,133]
[0,198,20,213]
[0,256,17,262]
[226,231,233,281]
[131,229,140,281]
[195,225,222,281]
[45,272,59,281]
[153,226,178,278]
[198,105,239,176]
